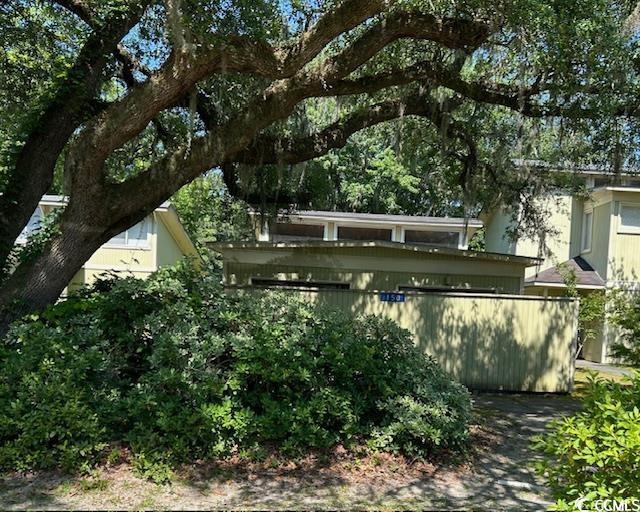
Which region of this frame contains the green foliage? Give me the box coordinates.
[0,263,470,477]
[609,291,640,367]
[534,373,640,510]
[557,263,607,354]
[171,172,253,248]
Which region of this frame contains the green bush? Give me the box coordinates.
[0,263,471,475]
[610,291,640,367]
[533,373,640,510]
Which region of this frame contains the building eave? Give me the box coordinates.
[249,209,483,230]
[208,240,542,266]
[524,281,605,290]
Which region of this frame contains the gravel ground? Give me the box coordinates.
[0,393,579,511]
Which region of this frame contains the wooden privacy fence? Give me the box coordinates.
[239,287,579,393]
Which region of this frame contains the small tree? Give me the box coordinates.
[609,290,640,367]
[557,263,606,358]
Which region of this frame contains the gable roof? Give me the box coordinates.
[525,256,605,289]
[210,240,541,266]
[38,195,200,261]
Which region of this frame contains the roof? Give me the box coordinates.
[38,195,200,261]
[525,256,605,288]
[209,240,542,266]
[513,159,640,176]
[40,195,172,210]
[250,209,483,229]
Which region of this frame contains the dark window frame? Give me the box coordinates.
[398,285,498,294]
[250,277,350,290]
[336,225,393,241]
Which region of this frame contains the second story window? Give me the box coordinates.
[16,207,43,244]
[337,225,392,241]
[404,229,460,247]
[619,204,640,234]
[271,222,324,241]
[581,210,593,253]
[105,218,150,248]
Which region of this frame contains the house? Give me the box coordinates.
[213,210,540,294]
[484,163,640,363]
[210,210,580,393]
[18,195,200,293]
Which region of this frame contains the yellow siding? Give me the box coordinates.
[607,193,640,283]
[85,246,155,269]
[582,202,611,281]
[240,288,577,392]
[226,262,522,294]
[484,209,516,254]
[516,194,574,278]
[156,216,186,267]
[66,268,153,293]
[485,195,579,278]
[220,245,528,294]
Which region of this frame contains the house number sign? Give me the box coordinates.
[379,292,406,302]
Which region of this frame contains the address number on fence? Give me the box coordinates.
[380,292,405,303]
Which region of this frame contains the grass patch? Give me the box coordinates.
[573,366,631,398]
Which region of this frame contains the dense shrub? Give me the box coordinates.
[0,263,471,476]
[534,373,640,510]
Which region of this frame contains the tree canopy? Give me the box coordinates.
[1,0,639,324]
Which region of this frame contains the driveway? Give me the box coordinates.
[576,359,634,378]
[0,393,579,511]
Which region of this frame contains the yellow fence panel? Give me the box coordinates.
[235,287,578,393]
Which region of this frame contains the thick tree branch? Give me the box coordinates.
[229,93,459,166]
[51,0,93,23]
[0,1,150,271]
[65,2,493,200]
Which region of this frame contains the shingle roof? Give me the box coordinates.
[525,256,605,288]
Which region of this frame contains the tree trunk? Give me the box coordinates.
[0,212,110,337]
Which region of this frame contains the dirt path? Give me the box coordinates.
[0,393,579,511]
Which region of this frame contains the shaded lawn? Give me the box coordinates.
[573,365,634,399]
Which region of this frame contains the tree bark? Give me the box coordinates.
[0,2,149,272]
[0,198,151,335]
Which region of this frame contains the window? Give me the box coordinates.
[619,204,640,233]
[404,230,460,247]
[398,285,497,294]
[105,219,150,248]
[250,278,349,290]
[271,222,324,241]
[593,178,611,188]
[16,207,43,244]
[581,211,593,252]
[337,226,392,241]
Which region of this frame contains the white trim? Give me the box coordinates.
[302,216,481,229]
[252,210,483,229]
[100,244,152,251]
[525,282,604,290]
[151,213,158,266]
[581,208,593,254]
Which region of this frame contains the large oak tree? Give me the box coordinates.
[0,0,637,329]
